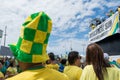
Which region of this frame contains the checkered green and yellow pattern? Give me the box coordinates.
[9,12,52,63]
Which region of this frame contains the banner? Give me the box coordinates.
[89,11,120,43]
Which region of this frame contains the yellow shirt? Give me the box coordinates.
[46,64,59,70]
[7,67,17,75]
[64,66,82,80]
[6,67,69,80]
[0,71,4,78]
[91,25,96,30]
[80,65,120,80]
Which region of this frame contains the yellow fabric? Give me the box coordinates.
[64,66,82,80]
[20,27,24,38]
[117,58,120,64]
[9,12,52,63]
[47,20,52,33]
[46,64,59,70]
[34,30,47,43]
[91,25,96,30]
[0,71,4,78]
[7,67,17,75]
[27,13,41,29]
[6,68,69,80]
[25,16,32,23]
[32,53,49,63]
[20,39,33,54]
[80,65,120,80]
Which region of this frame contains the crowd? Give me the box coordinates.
[90,6,120,30]
[0,8,120,80]
[0,43,120,80]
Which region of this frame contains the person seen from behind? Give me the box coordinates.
[0,62,4,80]
[59,58,67,72]
[80,43,120,80]
[106,10,114,17]
[5,59,17,78]
[6,12,69,80]
[45,52,59,70]
[64,51,82,80]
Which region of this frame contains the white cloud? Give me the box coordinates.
[0,0,120,55]
[47,38,88,56]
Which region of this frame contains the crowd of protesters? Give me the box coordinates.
[0,43,120,80]
[0,6,120,80]
[90,6,120,30]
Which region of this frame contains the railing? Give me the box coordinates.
[89,11,120,43]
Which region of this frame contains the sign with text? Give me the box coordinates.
[89,12,120,43]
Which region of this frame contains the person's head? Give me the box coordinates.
[86,43,110,80]
[68,51,81,67]
[9,12,52,71]
[60,59,67,65]
[48,52,55,61]
[86,43,104,65]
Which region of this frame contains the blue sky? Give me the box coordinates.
[0,0,120,56]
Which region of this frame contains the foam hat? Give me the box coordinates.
[9,12,52,63]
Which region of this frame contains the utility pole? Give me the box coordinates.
[4,26,7,46]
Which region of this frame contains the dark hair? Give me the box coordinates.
[86,43,110,80]
[60,59,67,65]
[68,51,80,65]
[48,52,55,61]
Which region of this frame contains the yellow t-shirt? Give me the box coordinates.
[64,65,82,80]
[6,67,69,80]
[0,71,4,78]
[80,65,120,80]
[46,64,59,70]
[7,67,17,75]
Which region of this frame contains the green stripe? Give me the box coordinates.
[37,12,48,32]
[112,23,119,34]
[44,33,50,44]
[31,12,39,20]
[17,50,32,63]
[28,65,45,70]
[24,28,36,41]
[22,12,39,26]
[22,21,31,26]
[30,43,43,55]
[16,37,23,49]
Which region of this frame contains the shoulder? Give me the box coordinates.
[107,67,120,72]
[6,68,69,80]
[45,68,69,80]
[84,65,93,70]
[82,65,94,73]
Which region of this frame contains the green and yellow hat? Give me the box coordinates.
[9,12,52,63]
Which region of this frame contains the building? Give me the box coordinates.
[0,46,13,57]
[89,11,120,61]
